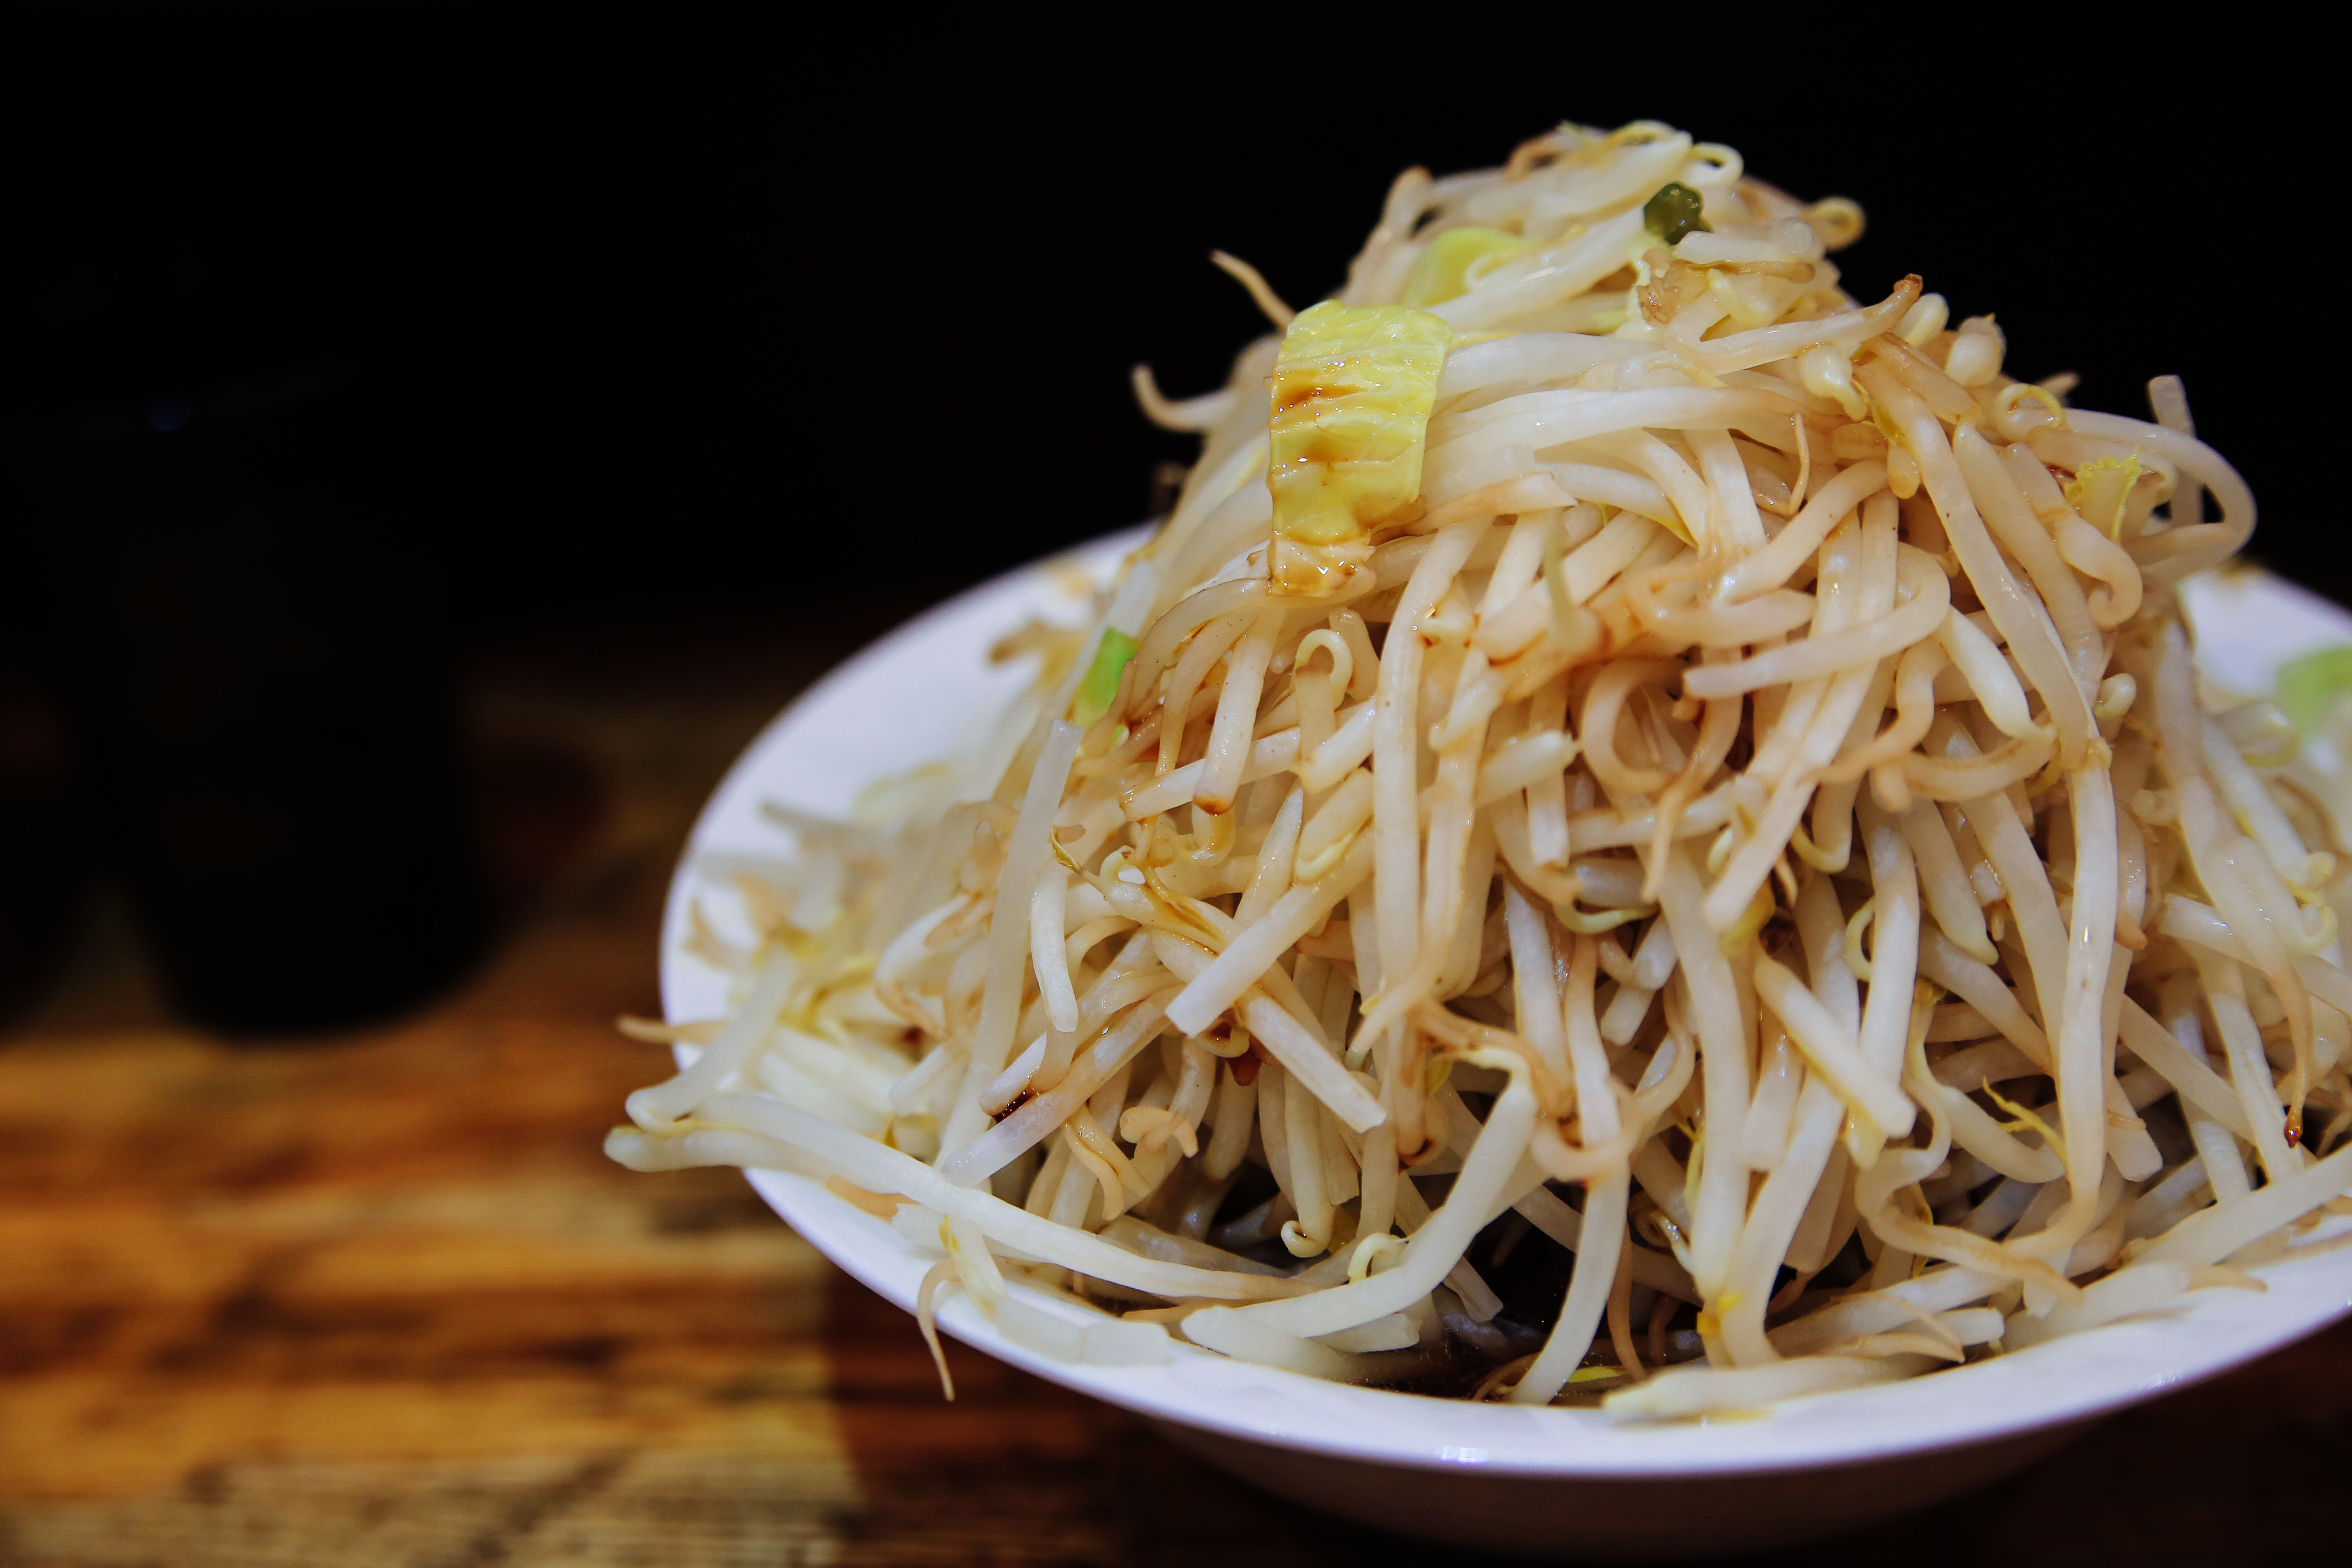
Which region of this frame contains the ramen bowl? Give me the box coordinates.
[659,534,2352,1559]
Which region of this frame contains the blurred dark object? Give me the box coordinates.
[6,366,488,1035]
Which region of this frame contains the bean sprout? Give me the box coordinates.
[610,120,2352,1417]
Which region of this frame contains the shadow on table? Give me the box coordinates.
[824,1263,2352,1567]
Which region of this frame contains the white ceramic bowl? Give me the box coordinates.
[660,535,2352,1559]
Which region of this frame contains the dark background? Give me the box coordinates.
[0,9,2321,1027]
[0,14,2327,626]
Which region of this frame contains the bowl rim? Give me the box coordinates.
[657,530,2352,1479]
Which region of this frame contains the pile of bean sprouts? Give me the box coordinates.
[611,120,2352,1416]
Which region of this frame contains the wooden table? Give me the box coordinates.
[5,619,2350,1566]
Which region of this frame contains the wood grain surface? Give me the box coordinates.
[4,624,2350,1567]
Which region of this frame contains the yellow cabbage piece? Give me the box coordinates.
[1068,629,1138,727]
[2065,453,2143,540]
[1267,301,1455,594]
[2278,646,2352,741]
[1401,226,1522,308]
